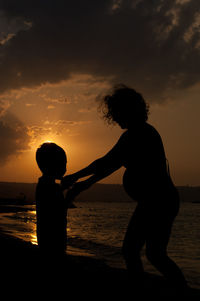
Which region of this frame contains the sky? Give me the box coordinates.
[0,0,199,186]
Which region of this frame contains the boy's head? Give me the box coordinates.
[36,142,67,179]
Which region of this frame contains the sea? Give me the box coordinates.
[0,201,200,288]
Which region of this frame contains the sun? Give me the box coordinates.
[30,134,63,152]
[44,140,54,143]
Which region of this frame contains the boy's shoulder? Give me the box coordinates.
[37,176,58,185]
[36,176,62,194]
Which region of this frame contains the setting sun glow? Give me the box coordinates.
[44,140,54,143]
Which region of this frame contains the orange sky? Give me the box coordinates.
[0,74,199,186]
[0,1,200,186]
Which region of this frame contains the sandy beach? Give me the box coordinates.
[1,232,200,297]
[1,203,200,297]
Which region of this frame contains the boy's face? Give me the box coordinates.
[43,154,67,179]
[37,143,67,179]
[53,156,67,179]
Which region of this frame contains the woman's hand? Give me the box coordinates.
[65,181,91,202]
[61,174,78,189]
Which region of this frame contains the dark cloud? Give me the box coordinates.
[0,0,200,101]
[0,113,31,164]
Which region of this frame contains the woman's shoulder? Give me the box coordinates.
[118,130,129,144]
[120,130,129,138]
[118,123,162,142]
[145,123,162,139]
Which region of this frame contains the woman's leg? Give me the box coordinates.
[122,205,146,280]
[145,210,187,288]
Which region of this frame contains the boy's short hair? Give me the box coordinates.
[36,142,67,174]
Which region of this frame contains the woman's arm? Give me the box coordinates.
[61,132,127,189]
[61,156,121,189]
[64,167,119,202]
[69,158,107,180]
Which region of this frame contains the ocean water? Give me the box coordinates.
[0,201,200,288]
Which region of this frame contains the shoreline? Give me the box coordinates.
[1,232,200,296]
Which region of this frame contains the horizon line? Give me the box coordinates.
[0,181,199,188]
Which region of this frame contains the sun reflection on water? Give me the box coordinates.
[30,233,38,245]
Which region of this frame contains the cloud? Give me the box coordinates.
[0,0,200,101]
[25,103,36,107]
[47,105,55,110]
[27,119,92,145]
[42,119,92,131]
[40,94,71,104]
[0,99,10,117]
[0,33,15,45]
[78,107,96,113]
[0,113,31,164]
[54,120,92,126]
[27,125,51,141]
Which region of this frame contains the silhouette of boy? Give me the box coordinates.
[62,84,187,290]
[35,142,69,257]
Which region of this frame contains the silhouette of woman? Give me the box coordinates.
[62,84,187,288]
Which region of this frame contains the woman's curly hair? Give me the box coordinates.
[98,84,149,125]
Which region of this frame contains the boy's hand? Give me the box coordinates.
[73,181,91,193]
[61,174,78,189]
[65,181,90,202]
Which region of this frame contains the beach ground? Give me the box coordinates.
[1,233,200,298]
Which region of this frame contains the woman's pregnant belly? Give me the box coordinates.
[123,168,179,205]
[123,169,147,201]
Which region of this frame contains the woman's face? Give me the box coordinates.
[117,119,129,129]
[112,108,128,128]
[113,110,135,129]
[111,100,145,129]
